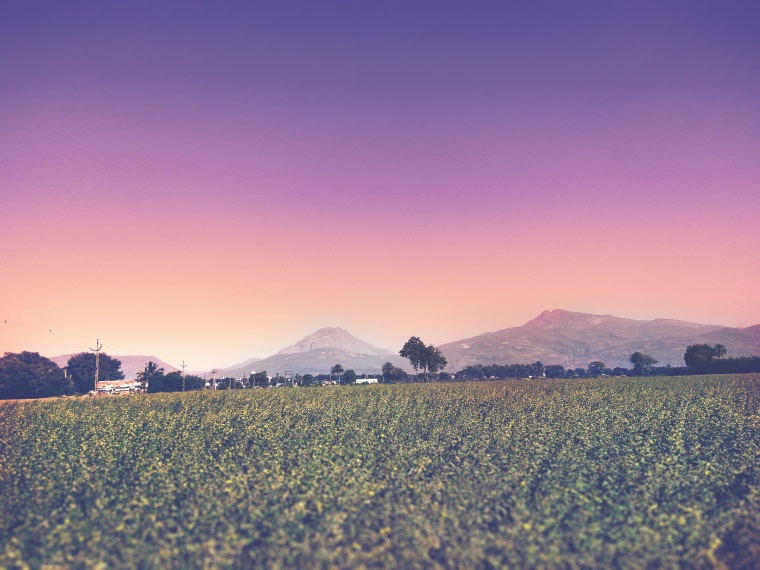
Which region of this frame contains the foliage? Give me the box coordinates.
[544,364,566,379]
[331,364,344,384]
[250,371,269,388]
[629,352,658,376]
[0,352,74,399]
[66,352,124,394]
[216,377,241,390]
[183,374,205,391]
[147,371,185,393]
[711,356,760,374]
[587,361,606,377]
[139,361,166,393]
[340,369,357,385]
[1,375,758,568]
[455,363,534,380]
[381,362,407,383]
[684,344,727,373]
[400,337,447,382]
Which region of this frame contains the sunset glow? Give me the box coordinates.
[2,1,759,369]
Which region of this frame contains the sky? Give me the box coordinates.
[1,0,759,370]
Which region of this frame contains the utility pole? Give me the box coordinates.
[90,339,103,395]
[180,360,187,391]
[211,369,217,391]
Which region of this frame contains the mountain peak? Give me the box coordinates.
[221,326,404,376]
[536,309,570,321]
[276,327,393,356]
[523,309,606,330]
[438,310,750,370]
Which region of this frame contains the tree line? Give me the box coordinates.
[0,352,207,399]
[443,345,760,381]
[2,341,759,399]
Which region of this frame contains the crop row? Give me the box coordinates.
[1,375,758,567]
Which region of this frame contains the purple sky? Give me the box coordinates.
[1,1,759,368]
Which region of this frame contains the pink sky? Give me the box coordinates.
[1,1,759,369]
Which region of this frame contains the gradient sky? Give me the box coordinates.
[2,1,759,370]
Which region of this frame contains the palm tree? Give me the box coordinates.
[137,361,164,392]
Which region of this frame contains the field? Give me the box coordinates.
[1,375,759,568]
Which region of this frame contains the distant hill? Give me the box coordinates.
[49,354,179,380]
[438,309,760,370]
[222,327,409,377]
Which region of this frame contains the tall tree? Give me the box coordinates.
[331,364,344,384]
[629,352,658,376]
[587,361,606,377]
[138,361,165,393]
[400,337,447,382]
[399,337,426,375]
[66,352,124,395]
[425,344,447,381]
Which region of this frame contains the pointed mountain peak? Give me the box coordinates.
[276,327,393,356]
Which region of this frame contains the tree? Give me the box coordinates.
[270,374,287,387]
[530,361,544,378]
[544,364,565,379]
[138,361,165,393]
[381,362,407,383]
[587,361,606,377]
[399,337,425,375]
[331,364,344,384]
[66,352,124,394]
[0,352,74,399]
[399,337,447,382]
[341,369,357,385]
[426,345,447,380]
[629,352,658,376]
[147,370,184,393]
[250,371,269,388]
[684,344,727,373]
[183,374,205,391]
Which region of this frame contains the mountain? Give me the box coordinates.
[275,327,393,356]
[49,354,179,380]
[221,327,409,377]
[438,309,760,370]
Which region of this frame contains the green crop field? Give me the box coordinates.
[1,375,758,568]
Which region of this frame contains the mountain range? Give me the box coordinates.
[438,309,760,370]
[220,311,759,376]
[48,311,760,378]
